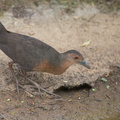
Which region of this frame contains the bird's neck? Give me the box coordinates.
[58,52,74,73]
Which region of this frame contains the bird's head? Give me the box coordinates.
[62,50,90,69]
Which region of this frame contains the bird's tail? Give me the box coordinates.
[0,22,8,33]
[0,22,9,45]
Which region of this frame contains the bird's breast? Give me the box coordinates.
[33,60,67,75]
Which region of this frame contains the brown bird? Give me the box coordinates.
[0,22,90,97]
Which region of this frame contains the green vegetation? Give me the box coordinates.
[0,0,120,15]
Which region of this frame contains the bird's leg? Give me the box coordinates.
[18,84,36,96]
[18,70,60,98]
[8,61,19,94]
[18,70,43,99]
[26,77,60,98]
[8,63,33,96]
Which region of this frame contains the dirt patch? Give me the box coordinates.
[0,66,120,120]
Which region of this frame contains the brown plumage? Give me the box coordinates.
[0,22,90,97]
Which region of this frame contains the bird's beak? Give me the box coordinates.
[80,60,90,69]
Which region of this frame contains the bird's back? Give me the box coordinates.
[0,23,60,71]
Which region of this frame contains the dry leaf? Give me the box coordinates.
[105,72,110,77]
[68,99,72,102]
[73,16,80,20]
[92,2,94,7]
[81,41,91,47]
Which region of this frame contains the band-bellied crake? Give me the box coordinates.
[0,22,90,97]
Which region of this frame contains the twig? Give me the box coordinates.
[80,14,96,27]
[44,83,57,89]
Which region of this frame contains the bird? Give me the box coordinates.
[0,22,90,97]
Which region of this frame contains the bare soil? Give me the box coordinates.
[0,67,120,120]
[0,4,120,120]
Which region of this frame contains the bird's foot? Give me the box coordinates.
[26,77,60,98]
[18,84,37,97]
[19,72,60,98]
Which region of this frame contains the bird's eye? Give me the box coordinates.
[74,56,78,59]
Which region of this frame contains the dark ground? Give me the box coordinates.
[0,66,120,120]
